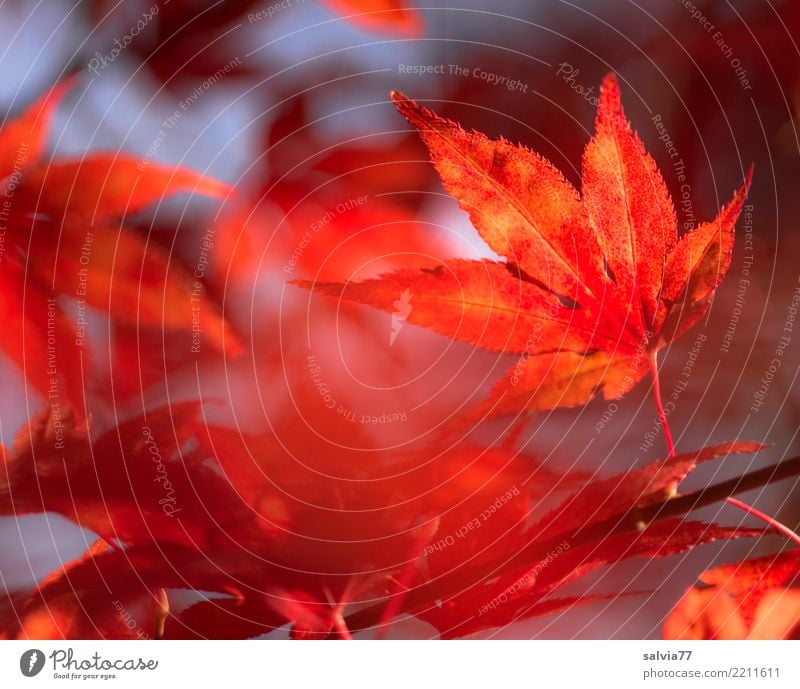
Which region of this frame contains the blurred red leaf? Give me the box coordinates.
[409,442,766,638]
[321,0,423,36]
[664,549,800,640]
[0,384,771,639]
[0,81,241,416]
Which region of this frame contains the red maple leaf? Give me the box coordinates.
[0,400,768,639]
[298,75,751,421]
[0,81,241,417]
[664,501,800,640]
[321,0,423,36]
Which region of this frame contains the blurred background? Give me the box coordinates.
[0,0,799,639]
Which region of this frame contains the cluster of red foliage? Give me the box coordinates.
[1,1,799,640]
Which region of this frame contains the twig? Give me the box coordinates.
[725,496,800,547]
[649,350,676,457]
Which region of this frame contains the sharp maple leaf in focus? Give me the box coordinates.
[298,74,752,418]
[0,80,241,416]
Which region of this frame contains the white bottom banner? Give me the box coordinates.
[0,640,798,687]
